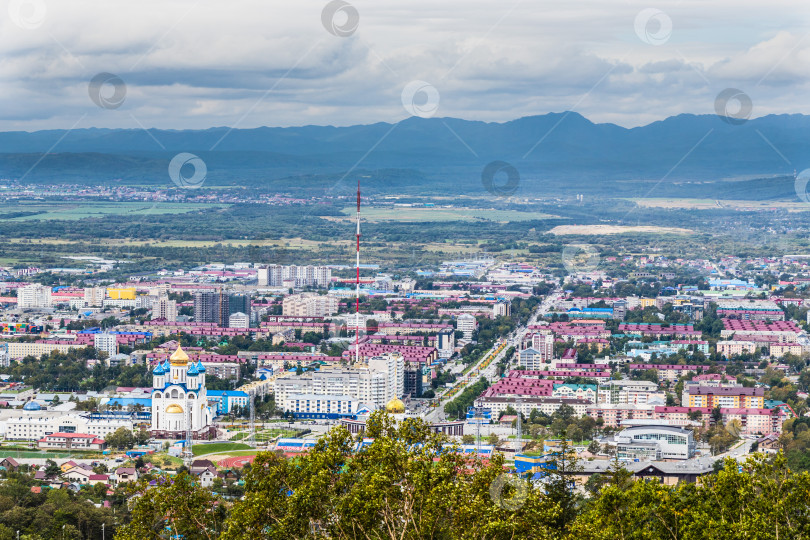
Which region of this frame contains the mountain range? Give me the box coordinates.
[1,112,808,198]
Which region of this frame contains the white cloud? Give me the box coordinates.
[0,0,808,130]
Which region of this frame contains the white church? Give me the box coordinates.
[150,346,215,439]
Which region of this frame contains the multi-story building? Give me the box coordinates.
[628,364,712,383]
[38,433,107,451]
[493,301,511,318]
[194,291,230,326]
[436,329,456,359]
[597,380,660,405]
[6,342,86,360]
[274,353,404,413]
[3,412,134,441]
[769,343,804,358]
[653,406,786,436]
[716,340,756,358]
[259,265,331,288]
[107,287,136,300]
[614,425,695,461]
[228,312,250,329]
[18,284,52,309]
[83,287,106,307]
[152,296,178,321]
[552,383,597,402]
[683,385,765,409]
[474,395,590,417]
[457,314,478,341]
[282,293,339,317]
[229,294,251,319]
[587,403,655,428]
[94,333,118,358]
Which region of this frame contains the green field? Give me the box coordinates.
[232,428,297,442]
[0,201,229,221]
[339,206,557,222]
[0,451,81,459]
[192,442,252,456]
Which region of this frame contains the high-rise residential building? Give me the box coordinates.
[457,314,478,341]
[530,332,555,361]
[493,301,511,318]
[229,294,251,318]
[257,267,269,286]
[194,291,230,326]
[282,293,339,317]
[259,265,331,288]
[94,333,118,358]
[436,329,456,359]
[152,296,178,321]
[194,292,215,323]
[18,284,52,309]
[83,287,105,307]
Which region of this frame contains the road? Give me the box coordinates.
[422,286,563,423]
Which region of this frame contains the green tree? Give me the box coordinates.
[106,427,135,450]
[115,472,225,540]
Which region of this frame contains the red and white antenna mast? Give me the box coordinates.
[355,179,361,365]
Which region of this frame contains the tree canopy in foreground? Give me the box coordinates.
[116,412,810,540]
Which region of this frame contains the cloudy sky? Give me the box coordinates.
[1,0,808,131]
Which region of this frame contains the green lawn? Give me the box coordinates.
[192,442,252,456]
[0,201,229,221]
[339,206,556,223]
[232,428,297,441]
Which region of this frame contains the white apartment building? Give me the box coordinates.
[287,394,360,417]
[18,284,52,309]
[282,293,339,317]
[152,296,178,321]
[597,380,661,405]
[436,329,456,359]
[493,301,511,318]
[457,314,478,341]
[6,342,86,360]
[228,312,250,329]
[274,353,404,412]
[717,341,757,357]
[94,333,118,358]
[2,413,134,441]
[518,333,554,370]
[259,265,332,288]
[83,287,106,307]
[474,396,590,417]
[519,348,549,371]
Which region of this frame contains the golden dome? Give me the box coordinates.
[166,404,184,414]
[385,398,405,414]
[170,345,189,366]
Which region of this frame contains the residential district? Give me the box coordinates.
[0,252,809,505]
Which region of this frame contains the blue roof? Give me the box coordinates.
[207,390,249,398]
[196,360,206,372]
[153,363,167,375]
[107,398,152,407]
[187,363,199,376]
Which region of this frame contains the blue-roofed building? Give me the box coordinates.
[207,390,249,415]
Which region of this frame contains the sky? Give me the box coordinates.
[1,0,809,131]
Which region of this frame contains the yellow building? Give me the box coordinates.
[686,387,765,409]
[107,287,136,300]
[639,298,656,308]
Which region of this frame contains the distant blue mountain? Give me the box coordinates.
[1,112,808,196]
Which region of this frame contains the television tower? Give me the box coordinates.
[355,179,361,365]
